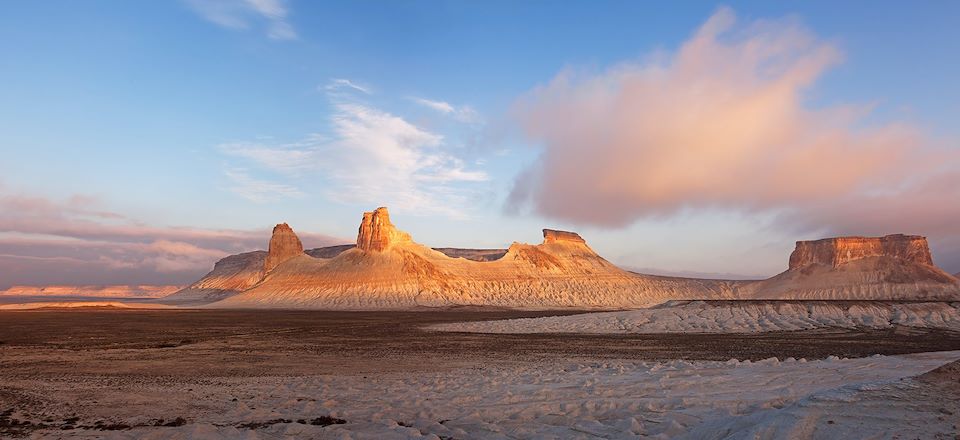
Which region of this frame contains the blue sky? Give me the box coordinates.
[1,1,958,287]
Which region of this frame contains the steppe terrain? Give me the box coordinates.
[4,208,960,438]
[2,309,960,439]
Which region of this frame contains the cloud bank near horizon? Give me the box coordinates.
[0,189,342,289]
[507,8,960,248]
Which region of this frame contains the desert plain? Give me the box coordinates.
[1,307,960,439]
[2,208,960,439]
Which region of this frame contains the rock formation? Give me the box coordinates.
[740,234,959,300]
[204,206,740,309]
[542,229,586,244]
[159,251,267,305]
[264,223,305,273]
[165,208,960,309]
[788,234,934,269]
[356,207,411,252]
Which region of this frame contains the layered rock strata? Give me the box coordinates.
[357,207,411,252]
[542,229,586,244]
[208,207,740,309]
[789,234,934,269]
[264,223,304,273]
[159,251,267,304]
[741,234,958,300]
[167,209,960,308]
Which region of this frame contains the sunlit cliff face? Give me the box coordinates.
[788,235,933,270]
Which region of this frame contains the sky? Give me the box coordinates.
[1,0,959,288]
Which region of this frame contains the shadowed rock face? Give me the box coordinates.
[356,207,411,252]
[264,223,304,273]
[432,248,508,262]
[542,229,586,244]
[788,234,934,269]
[160,251,267,304]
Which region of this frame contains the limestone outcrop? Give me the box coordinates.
[739,234,958,301]
[165,207,960,309]
[264,223,304,273]
[356,207,412,252]
[788,234,934,269]
[160,251,268,305]
[542,229,586,244]
[205,206,741,309]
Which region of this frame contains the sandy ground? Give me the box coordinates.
[433,300,960,334]
[2,309,960,439]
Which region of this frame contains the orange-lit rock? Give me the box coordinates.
[356,207,411,252]
[739,234,959,301]
[166,208,960,308]
[205,206,742,309]
[264,223,304,273]
[788,234,934,269]
[542,229,586,244]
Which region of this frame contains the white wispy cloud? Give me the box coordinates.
[218,137,322,175]
[324,78,372,95]
[185,0,297,40]
[218,82,489,217]
[410,97,482,124]
[223,168,304,202]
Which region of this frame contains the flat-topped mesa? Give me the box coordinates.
[542,229,586,245]
[356,207,412,252]
[788,234,934,270]
[264,223,304,273]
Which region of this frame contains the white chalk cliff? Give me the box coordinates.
[737,235,960,300]
[168,208,960,309]
[205,207,738,309]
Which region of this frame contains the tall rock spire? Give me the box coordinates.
[264,223,304,273]
[356,207,411,252]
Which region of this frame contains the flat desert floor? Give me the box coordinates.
[2,309,960,439]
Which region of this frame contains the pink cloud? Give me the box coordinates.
[507,7,960,269]
[0,191,346,289]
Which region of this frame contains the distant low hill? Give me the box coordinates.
[0,285,181,298]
